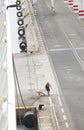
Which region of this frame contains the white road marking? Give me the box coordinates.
[61,108,64,113]
[63,115,67,120]
[49,97,60,130]
[49,47,84,52]
[65,122,69,128]
[39,116,50,118]
[58,96,62,107]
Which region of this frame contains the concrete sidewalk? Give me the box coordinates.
[14,0,58,105]
[14,0,71,130]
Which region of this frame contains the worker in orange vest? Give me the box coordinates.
[45,82,52,96]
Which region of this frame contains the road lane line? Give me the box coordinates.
[65,122,69,128]
[58,96,62,107]
[61,108,64,113]
[49,47,84,52]
[63,114,67,120]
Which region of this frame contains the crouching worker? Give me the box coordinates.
[37,90,46,96]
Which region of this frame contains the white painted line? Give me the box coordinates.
[61,108,64,113]
[65,122,69,128]
[59,102,62,107]
[63,115,67,121]
[58,96,62,107]
[49,97,60,130]
[39,116,50,119]
[52,106,60,130]
[49,96,53,106]
[49,47,84,52]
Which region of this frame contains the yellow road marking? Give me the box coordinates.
[16,105,36,109]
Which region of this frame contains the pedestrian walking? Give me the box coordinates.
[45,82,52,96]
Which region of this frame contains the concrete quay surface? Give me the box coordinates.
[14,0,73,130]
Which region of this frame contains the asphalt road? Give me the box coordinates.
[35,0,84,130]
